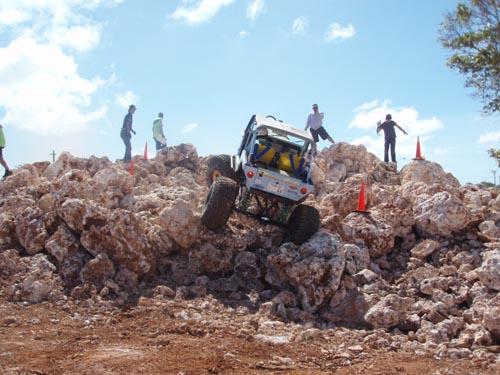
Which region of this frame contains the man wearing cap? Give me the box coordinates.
[305,103,335,153]
[152,112,167,151]
[376,113,408,163]
[120,104,137,162]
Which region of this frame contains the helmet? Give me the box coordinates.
[386,114,392,120]
[257,127,268,136]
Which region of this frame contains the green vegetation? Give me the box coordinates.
[439,0,500,166]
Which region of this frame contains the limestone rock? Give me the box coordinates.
[478,249,500,291]
[267,231,345,312]
[400,160,461,195]
[414,192,473,236]
[2,142,500,360]
[339,212,394,258]
[364,294,413,329]
[411,239,441,260]
[80,210,154,276]
[15,207,49,255]
[158,198,202,248]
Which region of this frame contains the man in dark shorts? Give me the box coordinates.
[376,113,408,163]
[305,103,335,153]
[0,123,13,178]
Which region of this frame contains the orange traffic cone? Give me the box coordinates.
[143,142,148,160]
[413,136,425,160]
[129,159,134,176]
[356,180,369,213]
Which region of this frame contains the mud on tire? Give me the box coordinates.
[285,204,320,245]
[201,176,238,231]
[206,154,236,187]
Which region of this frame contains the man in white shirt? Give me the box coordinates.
[305,103,335,153]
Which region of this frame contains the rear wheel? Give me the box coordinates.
[206,154,236,187]
[285,204,320,245]
[201,177,238,230]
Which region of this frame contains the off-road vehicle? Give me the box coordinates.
[201,114,320,245]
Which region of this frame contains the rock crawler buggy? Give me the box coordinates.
[201,114,320,244]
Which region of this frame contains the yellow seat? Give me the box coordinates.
[253,142,276,165]
[278,152,305,175]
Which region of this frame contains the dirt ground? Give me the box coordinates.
[1,295,499,375]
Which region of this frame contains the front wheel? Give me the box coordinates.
[201,177,238,231]
[285,204,320,245]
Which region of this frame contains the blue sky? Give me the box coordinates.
[0,0,499,184]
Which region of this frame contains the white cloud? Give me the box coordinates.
[247,0,266,21]
[0,1,121,53]
[0,1,120,135]
[0,9,31,26]
[348,99,444,162]
[292,16,308,35]
[324,22,355,42]
[116,91,138,110]
[478,131,500,144]
[170,0,236,25]
[349,99,444,135]
[0,1,118,34]
[47,25,101,52]
[239,30,249,37]
[0,39,107,135]
[349,99,392,131]
[80,0,124,10]
[0,0,122,21]
[182,123,199,133]
[354,99,380,112]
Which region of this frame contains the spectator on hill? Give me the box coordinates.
[152,112,167,151]
[0,123,13,178]
[120,104,137,162]
[305,103,335,153]
[376,113,408,163]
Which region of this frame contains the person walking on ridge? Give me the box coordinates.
[152,112,167,151]
[0,123,13,178]
[376,113,408,163]
[305,103,335,153]
[120,104,137,162]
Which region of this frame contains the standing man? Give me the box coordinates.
[120,104,137,162]
[0,123,13,178]
[376,114,408,163]
[305,103,335,153]
[152,112,167,151]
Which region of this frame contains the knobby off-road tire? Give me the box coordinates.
[206,154,236,187]
[201,176,238,231]
[286,204,320,245]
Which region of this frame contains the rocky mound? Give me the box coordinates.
[1,142,500,363]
